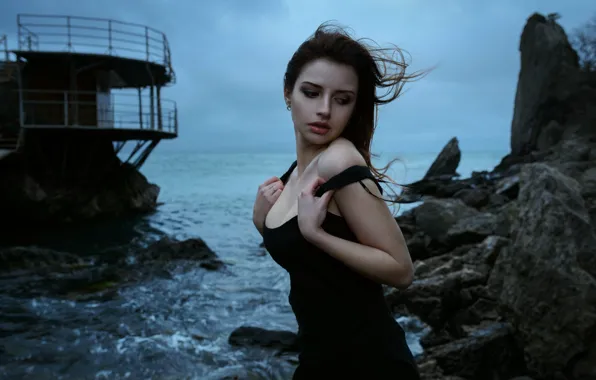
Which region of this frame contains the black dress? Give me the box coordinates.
[262,161,420,379]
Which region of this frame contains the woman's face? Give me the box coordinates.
[286,58,358,145]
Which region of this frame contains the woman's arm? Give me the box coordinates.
[305,140,414,289]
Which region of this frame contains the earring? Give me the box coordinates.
[286,103,291,111]
[285,99,291,110]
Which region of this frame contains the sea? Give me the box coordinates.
[0,150,506,380]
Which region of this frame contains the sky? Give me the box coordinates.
[1,0,594,155]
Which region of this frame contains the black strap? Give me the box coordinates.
[279,160,297,184]
[315,165,383,197]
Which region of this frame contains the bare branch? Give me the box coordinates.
[571,13,596,71]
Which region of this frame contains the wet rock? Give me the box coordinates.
[423,137,461,180]
[228,326,300,353]
[139,237,224,270]
[0,246,85,273]
[488,163,596,378]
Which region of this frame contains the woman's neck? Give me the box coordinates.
[294,133,327,178]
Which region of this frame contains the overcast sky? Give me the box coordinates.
[1,1,594,154]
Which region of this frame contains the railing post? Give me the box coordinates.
[108,20,113,54]
[145,27,149,61]
[149,85,155,130]
[156,86,162,131]
[64,91,68,126]
[16,15,21,50]
[67,16,72,51]
[1,36,7,61]
[175,107,178,135]
[138,88,143,129]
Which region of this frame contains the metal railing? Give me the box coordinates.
[16,14,175,82]
[1,35,8,61]
[19,89,178,135]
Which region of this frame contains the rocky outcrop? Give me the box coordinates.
[388,154,596,379]
[488,163,596,380]
[423,137,461,179]
[503,12,596,164]
[385,12,596,378]
[0,149,159,227]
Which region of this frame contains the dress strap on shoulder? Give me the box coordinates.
[280,160,298,184]
[315,165,383,197]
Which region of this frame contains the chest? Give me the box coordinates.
[265,176,341,230]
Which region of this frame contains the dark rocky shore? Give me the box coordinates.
[229,13,596,380]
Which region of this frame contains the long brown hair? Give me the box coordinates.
[283,22,429,203]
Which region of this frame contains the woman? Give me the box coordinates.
[252,23,424,379]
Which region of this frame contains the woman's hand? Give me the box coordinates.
[298,177,335,240]
[253,176,284,234]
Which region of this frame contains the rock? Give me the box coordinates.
[386,266,487,333]
[580,167,596,197]
[536,120,564,151]
[547,160,593,182]
[406,232,435,261]
[495,175,520,199]
[139,237,224,270]
[493,201,519,238]
[422,322,526,380]
[0,246,85,273]
[0,150,160,227]
[228,326,300,353]
[453,188,491,209]
[413,199,479,242]
[547,136,593,163]
[424,137,461,180]
[445,213,499,247]
[488,163,596,379]
[510,13,581,156]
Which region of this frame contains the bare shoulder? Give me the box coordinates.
[317,138,366,180]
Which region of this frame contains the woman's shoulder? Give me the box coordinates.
[318,138,368,180]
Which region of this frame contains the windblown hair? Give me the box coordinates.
[283,22,429,204]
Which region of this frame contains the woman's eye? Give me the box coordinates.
[302,89,318,98]
[336,98,350,105]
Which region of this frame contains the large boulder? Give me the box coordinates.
[510,13,581,156]
[488,163,596,379]
[412,199,479,242]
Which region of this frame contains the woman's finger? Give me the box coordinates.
[320,190,335,205]
[307,176,327,194]
[262,176,280,187]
